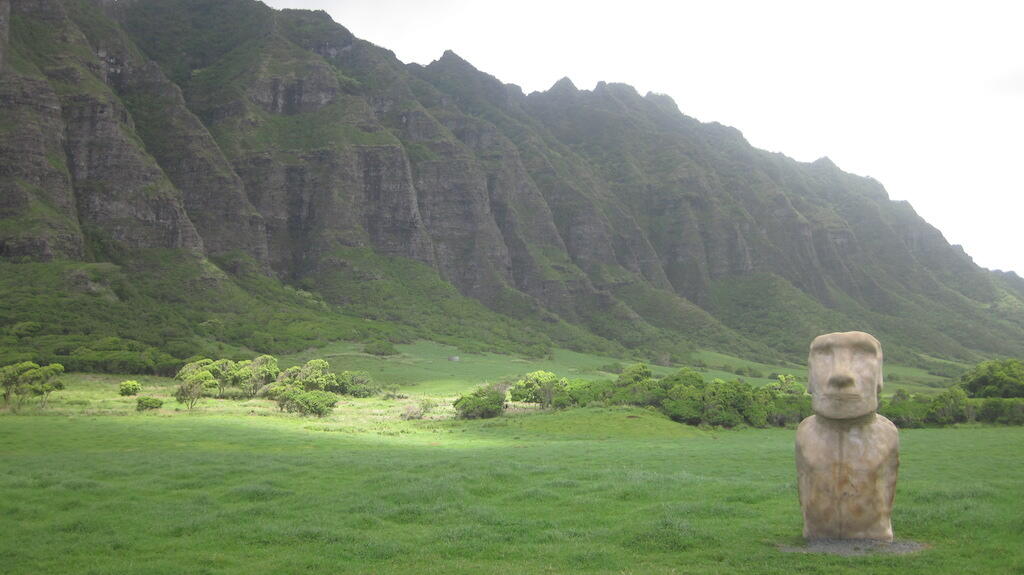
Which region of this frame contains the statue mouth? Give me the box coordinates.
[824,393,863,400]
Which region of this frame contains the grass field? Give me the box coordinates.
[2,406,1022,574]
[276,341,953,397]
[0,344,982,573]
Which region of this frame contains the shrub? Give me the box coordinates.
[174,371,214,410]
[880,398,929,428]
[234,355,280,398]
[767,395,813,427]
[598,362,624,374]
[418,397,437,414]
[289,390,338,417]
[276,359,338,392]
[119,380,142,396]
[363,340,399,356]
[381,385,407,400]
[509,371,567,407]
[978,398,1006,423]
[218,388,249,400]
[662,384,704,425]
[454,384,506,419]
[562,378,614,407]
[335,371,377,397]
[509,371,557,403]
[401,403,424,420]
[271,386,301,412]
[977,398,1024,425]
[926,386,971,425]
[136,396,163,411]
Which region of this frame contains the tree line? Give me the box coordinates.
[454,359,1024,427]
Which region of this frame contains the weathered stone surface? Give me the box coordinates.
[234,144,435,278]
[796,331,899,541]
[0,70,84,260]
[4,0,203,256]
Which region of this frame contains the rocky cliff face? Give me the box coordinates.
[1,0,202,259]
[2,0,1022,363]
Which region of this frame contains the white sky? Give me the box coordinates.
[265,0,1023,275]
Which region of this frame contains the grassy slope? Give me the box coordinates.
[1,407,1021,574]
[280,342,954,398]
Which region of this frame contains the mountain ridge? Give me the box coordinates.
[1,0,1021,372]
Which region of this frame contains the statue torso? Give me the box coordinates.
[795,414,899,540]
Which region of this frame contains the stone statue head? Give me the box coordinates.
[807,331,883,420]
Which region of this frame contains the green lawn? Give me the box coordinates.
[278,341,678,396]
[275,341,954,398]
[1,401,1021,573]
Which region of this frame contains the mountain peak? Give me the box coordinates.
[439,49,466,63]
[549,76,578,93]
[812,156,838,169]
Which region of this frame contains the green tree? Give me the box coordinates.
[509,371,559,403]
[660,367,706,389]
[234,355,279,398]
[275,359,338,392]
[1,361,39,405]
[176,358,213,381]
[960,359,1024,398]
[22,363,65,409]
[617,363,653,386]
[206,359,237,397]
[926,386,970,425]
[764,374,806,398]
[333,371,376,397]
[175,370,215,410]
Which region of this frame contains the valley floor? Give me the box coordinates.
[2,392,1021,574]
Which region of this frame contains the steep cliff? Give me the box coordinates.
[1,0,1022,369]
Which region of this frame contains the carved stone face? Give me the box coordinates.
[807,331,883,420]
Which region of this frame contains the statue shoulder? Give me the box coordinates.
[795,415,818,440]
[872,414,900,446]
[875,413,898,431]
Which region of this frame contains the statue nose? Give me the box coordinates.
[828,373,854,388]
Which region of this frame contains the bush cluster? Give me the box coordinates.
[170,355,376,414]
[959,358,1024,398]
[136,396,163,411]
[509,365,810,428]
[274,389,339,418]
[507,361,1024,429]
[454,384,506,419]
[880,386,1024,427]
[260,360,381,417]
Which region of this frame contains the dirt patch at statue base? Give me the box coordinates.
[778,539,928,556]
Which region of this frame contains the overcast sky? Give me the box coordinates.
[266,0,1023,275]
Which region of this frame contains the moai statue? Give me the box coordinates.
[795,331,899,541]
